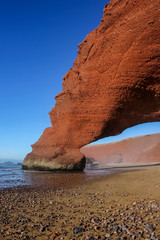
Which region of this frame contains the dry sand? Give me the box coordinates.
[0,166,160,239]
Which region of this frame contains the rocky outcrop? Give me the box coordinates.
[80,134,160,165]
[23,0,160,171]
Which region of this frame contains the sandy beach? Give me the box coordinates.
[0,166,160,239]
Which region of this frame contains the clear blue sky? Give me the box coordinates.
[0,0,159,161]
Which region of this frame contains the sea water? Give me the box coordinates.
[0,160,25,188]
[0,160,118,189]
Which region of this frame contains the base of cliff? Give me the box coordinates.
[22,155,86,172]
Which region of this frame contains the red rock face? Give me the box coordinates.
[23,0,160,171]
[80,134,160,166]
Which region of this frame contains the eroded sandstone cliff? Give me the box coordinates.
[23,0,160,171]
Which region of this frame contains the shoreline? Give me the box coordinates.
[85,162,160,171]
[0,166,160,239]
[1,162,160,190]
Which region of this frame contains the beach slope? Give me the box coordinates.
[0,167,160,239]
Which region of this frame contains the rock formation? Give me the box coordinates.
[80,134,160,166]
[23,0,160,171]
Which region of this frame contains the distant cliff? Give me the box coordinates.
[80,134,160,165]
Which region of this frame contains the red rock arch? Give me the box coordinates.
[23,0,160,171]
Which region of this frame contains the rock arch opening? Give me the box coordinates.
[80,122,160,169]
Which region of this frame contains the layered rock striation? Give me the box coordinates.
[23,0,160,171]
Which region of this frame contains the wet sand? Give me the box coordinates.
[0,166,160,239]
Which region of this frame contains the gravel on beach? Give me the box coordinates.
[0,167,160,240]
